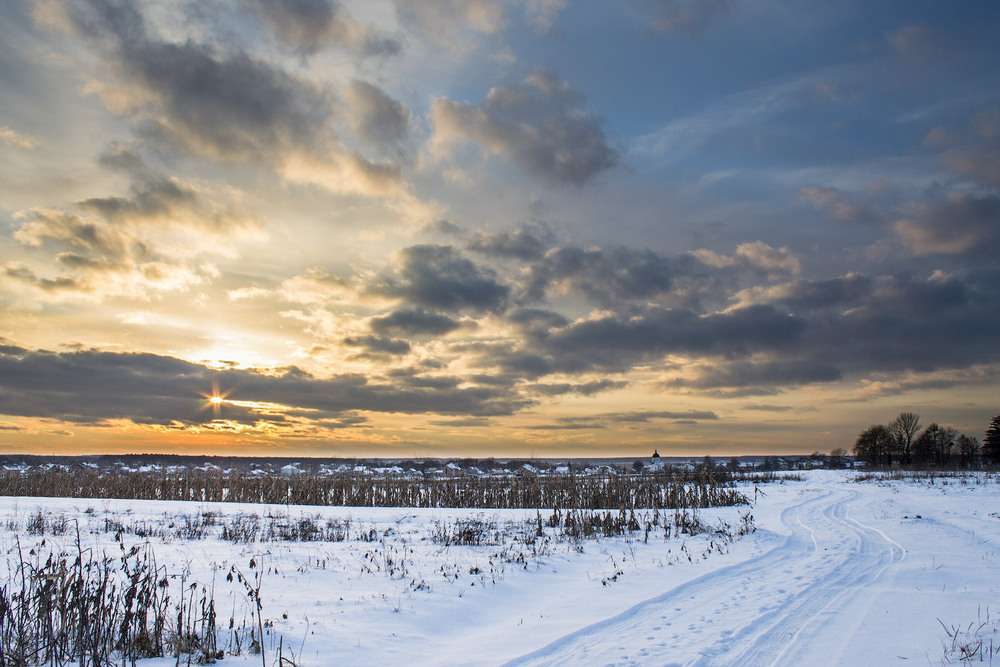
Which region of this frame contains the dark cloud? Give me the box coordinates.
[71,0,323,153]
[863,274,968,319]
[0,343,534,425]
[525,421,598,431]
[385,368,461,390]
[431,71,618,185]
[529,408,717,430]
[374,245,509,312]
[427,417,495,427]
[370,309,463,337]
[743,273,874,313]
[81,174,255,235]
[893,192,1000,256]
[519,246,679,306]
[528,380,628,396]
[506,307,569,331]
[626,0,734,35]
[725,271,1000,383]
[59,0,402,195]
[669,360,843,391]
[609,409,718,422]
[422,219,466,237]
[767,272,997,380]
[345,80,411,153]
[762,273,874,312]
[741,404,801,413]
[806,287,998,376]
[342,335,411,356]
[4,264,89,293]
[13,208,139,265]
[316,414,370,429]
[467,225,552,260]
[242,0,400,55]
[496,352,552,378]
[539,305,807,373]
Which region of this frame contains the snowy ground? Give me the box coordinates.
[3,470,999,666]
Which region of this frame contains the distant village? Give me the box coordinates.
[0,452,855,479]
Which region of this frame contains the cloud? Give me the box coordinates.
[0,126,39,150]
[392,0,506,45]
[939,109,1000,188]
[344,80,412,155]
[692,241,801,280]
[893,191,1000,256]
[625,0,734,35]
[609,409,718,422]
[518,245,681,306]
[3,264,85,293]
[342,335,411,357]
[705,268,1000,394]
[528,379,628,396]
[369,309,463,337]
[427,417,495,427]
[279,269,354,306]
[741,404,800,413]
[530,408,718,430]
[495,351,552,378]
[799,274,994,375]
[241,0,400,55]
[8,164,260,299]
[731,273,873,312]
[56,0,405,197]
[801,187,877,223]
[539,305,807,373]
[0,343,534,425]
[466,225,552,260]
[430,71,619,185]
[669,359,842,391]
[372,245,509,312]
[524,0,566,33]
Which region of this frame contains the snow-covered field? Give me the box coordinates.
[3,470,999,666]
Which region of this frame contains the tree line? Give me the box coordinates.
[854,412,1000,467]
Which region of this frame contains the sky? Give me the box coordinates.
[1,0,999,458]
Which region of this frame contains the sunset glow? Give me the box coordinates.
[1,0,998,457]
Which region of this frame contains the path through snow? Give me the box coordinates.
[505,484,906,666]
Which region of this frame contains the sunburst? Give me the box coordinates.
[201,382,231,417]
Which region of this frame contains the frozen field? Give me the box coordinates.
[2,470,999,666]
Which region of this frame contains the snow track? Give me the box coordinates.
[505,485,906,667]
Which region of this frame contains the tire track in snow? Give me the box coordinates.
[504,484,903,667]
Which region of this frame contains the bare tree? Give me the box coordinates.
[956,434,980,466]
[888,412,921,464]
[854,424,894,466]
[914,423,956,466]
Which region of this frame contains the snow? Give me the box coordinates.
[2,470,999,665]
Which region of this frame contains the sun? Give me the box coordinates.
[201,383,231,416]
